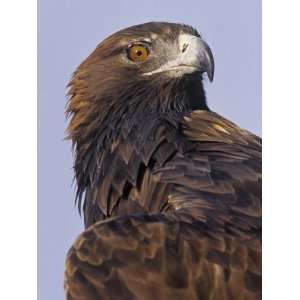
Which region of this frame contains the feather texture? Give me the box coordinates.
[65,110,261,300]
[64,22,261,300]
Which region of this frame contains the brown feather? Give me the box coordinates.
[65,22,261,300]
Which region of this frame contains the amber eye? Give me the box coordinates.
[127,44,149,62]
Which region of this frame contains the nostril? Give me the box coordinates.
[182,43,189,53]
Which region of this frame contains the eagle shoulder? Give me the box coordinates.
[65,214,261,300]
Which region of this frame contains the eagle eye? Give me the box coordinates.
[127,44,149,62]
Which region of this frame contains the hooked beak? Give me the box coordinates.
[143,34,214,81]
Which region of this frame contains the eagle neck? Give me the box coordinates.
[70,77,208,214]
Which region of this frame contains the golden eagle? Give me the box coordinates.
[64,22,261,300]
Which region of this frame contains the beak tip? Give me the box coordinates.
[200,39,214,82]
[208,68,214,82]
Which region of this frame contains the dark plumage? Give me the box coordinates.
[64,22,261,300]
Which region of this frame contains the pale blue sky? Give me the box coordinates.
[38,1,261,299]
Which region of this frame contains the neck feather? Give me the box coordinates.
[66,75,208,208]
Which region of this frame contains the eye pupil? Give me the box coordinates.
[128,44,149,62]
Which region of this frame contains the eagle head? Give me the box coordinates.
[67,22,214,138]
